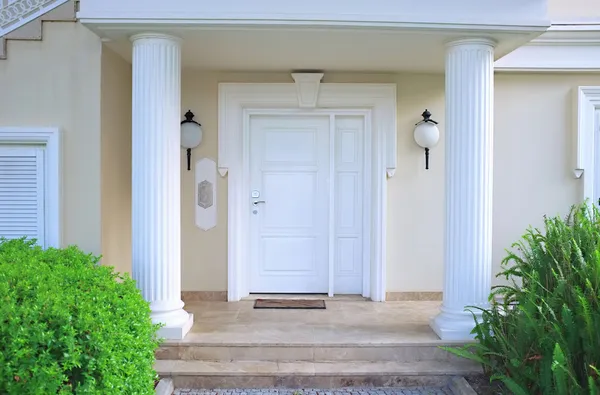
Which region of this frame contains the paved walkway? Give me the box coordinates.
[174,388,452,395]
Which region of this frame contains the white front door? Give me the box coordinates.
[249,115,330,293]
[249,114,366,294]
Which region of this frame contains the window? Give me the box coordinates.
[0,146,46,247]
[595,109,600,207]
[574,86,600,205]
[0,128,60,248]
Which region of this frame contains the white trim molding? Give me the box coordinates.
[0,127,61,248]
[218,80,397,302]
[574,86,600,204]
[495,25,600,72]
[78,0,548,31]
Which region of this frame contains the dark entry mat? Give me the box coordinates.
[253,299,326,309]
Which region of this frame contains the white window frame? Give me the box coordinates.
[0,127,61,248]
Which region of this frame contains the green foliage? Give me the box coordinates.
[0,238,161,394]
[442,202,600,395]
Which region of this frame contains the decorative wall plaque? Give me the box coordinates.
[194,158,217,230]
[197,180,213,209]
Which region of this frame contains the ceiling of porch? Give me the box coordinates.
[99,26,544,73]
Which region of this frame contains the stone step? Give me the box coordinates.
[157,343,468,363]
[156,359,481,389]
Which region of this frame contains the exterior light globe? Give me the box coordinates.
[414,121,440,149]
[181,121,202,149]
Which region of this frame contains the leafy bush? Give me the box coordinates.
[0,238,161,394]
[443,202,600,395]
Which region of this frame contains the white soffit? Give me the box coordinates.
[495,23,600,72]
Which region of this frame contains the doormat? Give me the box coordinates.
[253,299,326,309]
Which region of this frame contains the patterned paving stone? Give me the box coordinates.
[174,387,452,395]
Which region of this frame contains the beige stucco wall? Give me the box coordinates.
[1,22,597,295]
[0,22,103,255]
[548,0,600,20]
[0,23,600,291]
[179,72,444,292]
[4,22,593,293]
[492,73,599,282]
[100,46,132,275]
[180,71,600,292]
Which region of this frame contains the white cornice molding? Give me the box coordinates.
[78,0,550,32]
[495,24,600,72]
[531,24,600,45]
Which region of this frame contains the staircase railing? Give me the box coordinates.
[1,0,69,37]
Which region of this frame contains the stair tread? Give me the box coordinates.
[155,359,481,376]
[160,341,469,346]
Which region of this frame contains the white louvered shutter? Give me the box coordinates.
[0,147,45,247]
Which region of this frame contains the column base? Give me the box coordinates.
[430,309,481,341]
[157,313,194,340]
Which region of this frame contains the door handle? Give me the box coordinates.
[252,200,266,206]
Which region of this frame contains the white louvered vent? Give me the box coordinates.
[0,147,45,247]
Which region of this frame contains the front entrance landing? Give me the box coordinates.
[156,299,481,389]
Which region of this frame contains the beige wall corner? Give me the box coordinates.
[100,45,132,274]
[0,22,103,255]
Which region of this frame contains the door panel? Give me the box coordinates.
[249,115,330,293]
[334,116,365,294]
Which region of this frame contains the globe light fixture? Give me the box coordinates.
[180,110,203,171]
[413,109,440,170]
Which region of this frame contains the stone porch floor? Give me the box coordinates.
[175,298,462,346]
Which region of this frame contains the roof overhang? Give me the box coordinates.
[80,0,550,72]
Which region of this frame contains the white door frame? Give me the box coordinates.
[218,79,397,302]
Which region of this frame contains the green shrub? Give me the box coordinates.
[443,202,600,395]
[0,238,161,394]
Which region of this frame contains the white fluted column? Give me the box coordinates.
[431,38,495,340]
[131,33,193,340]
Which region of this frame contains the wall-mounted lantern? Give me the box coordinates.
[413,109,440,170]
[180,110,203,171]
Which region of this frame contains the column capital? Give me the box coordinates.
[130,32,182,45]
[445,37,496,49]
